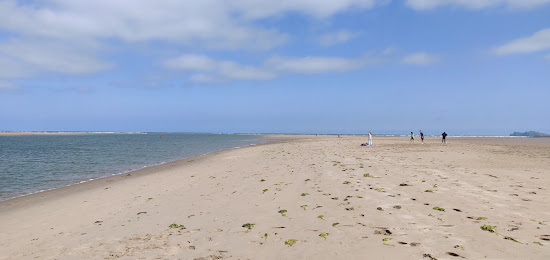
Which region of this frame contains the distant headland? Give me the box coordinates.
[510,131,550,137]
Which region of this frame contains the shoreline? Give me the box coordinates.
[0,134,306,209]
[1,136,548,259]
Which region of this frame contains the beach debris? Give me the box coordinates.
[345,207,354,211]
[453,209,462,212]
[476,217,487,220]
[446,252,464,258]
[168,223,185,229]
[343,181,351,184]
[433,184,438,188]
[533,242,543,246]
[503,236,522,243]
[146,197,153,202]
[301,193,309,196]
[285,239,297,246]
[264,233,268,240]
[433,207,445,212]
[410,242,421,247]
[262,189,268,194]
[383,237,393,242]
[317,215,325,220]
[273,226,286,229]
[374,229,392,235]
[260,179,265,182]
[278,209,288,216]
[480,225,496,233]
[332,222,340,227]
[331,197,339,200]
[539,235,550,241]
[137,211,147,215]
[398,241,408,245]
[242,223,255,230]
[374,188,384,192]
[319,233,328,240]
[393,205,402,209]
[399,183,412,186]
[425,190,434,193]
[314,205,323,209]
[301,205,308,210]
[305,179,311,182]
[377,207,383,211]
[423,253,437,260]
[94,221,103,224]
[363,173,373,177]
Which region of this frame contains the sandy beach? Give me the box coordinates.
[1,135,549,259]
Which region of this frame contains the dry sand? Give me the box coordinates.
[1,136,549,259]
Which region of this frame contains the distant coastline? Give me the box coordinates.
[510,131,550,137]
[0,131,145,136]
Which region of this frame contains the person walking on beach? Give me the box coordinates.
[368,131,373,146]
[410,132,415,143]
[420,130,424,144]
[442,132,447,143]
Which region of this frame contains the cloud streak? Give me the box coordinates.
[405,0,550,10]
[494,28,550,55]
[318,30,361,46]
[0,0,385,85]
[402,52,439,65]
[164,54,371,82]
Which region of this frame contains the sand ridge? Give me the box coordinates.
[0,136,549,259]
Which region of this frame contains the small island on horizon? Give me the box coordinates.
[510,131,550,137]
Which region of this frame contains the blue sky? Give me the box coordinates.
[0,0,549,135]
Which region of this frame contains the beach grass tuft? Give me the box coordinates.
[285,239,297,246]
[242,223,255,230]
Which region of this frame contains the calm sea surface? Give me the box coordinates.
[0,133,264,201]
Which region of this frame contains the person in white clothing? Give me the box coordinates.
[368,131,373,146]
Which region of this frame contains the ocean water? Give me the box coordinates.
[0,133,264,202]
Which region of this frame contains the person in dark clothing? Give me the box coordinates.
[442,132,448,143]
[420,130,424,144]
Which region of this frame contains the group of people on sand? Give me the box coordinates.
[410,130,448,144]
[363,131,448,146]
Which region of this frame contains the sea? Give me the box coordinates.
[0,133,265,202]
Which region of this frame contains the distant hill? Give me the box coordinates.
[510,131,550,137]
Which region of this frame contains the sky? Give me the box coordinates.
[0,0,549,135]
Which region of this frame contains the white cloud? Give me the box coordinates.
[318,30,361,46]
[189,74,217,83]
[218,61,276,80]
[382,47,396,55]
[406,0,550,10]
[228,0,382,19]
[165,54,371,82]
[0,0,381,47]
[0,0,385,85]
[266,56,368,74]
[494,28,550,55]
[164,55,276,81]
[402,52,439,65]
[0,39,111,75]
[163,55,217,71]
[0,81,18,89]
